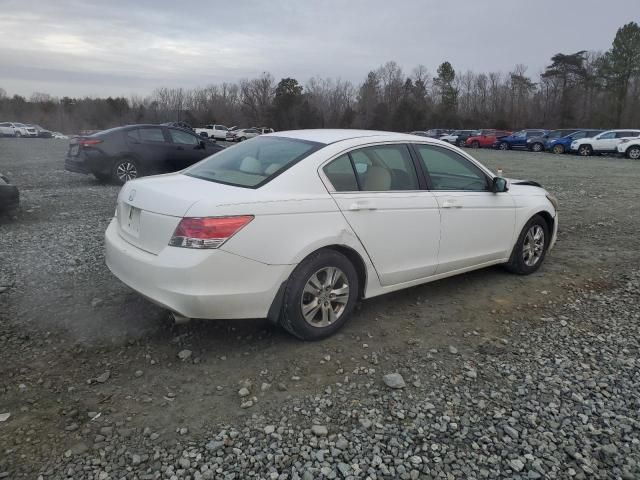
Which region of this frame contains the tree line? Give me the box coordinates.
[1,22,639,134]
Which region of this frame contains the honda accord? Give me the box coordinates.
[105,130,558,340]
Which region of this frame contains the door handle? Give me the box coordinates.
[441,199,463,209]
[348,201,377,211]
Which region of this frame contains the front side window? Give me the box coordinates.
[416,145,488,191]
[597,132,615,140]
[170,129,199,145]
[138,128,166,143]
[350,144,419,191]
[186,136,322,188]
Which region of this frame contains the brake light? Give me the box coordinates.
[169,216,254,249]
[78,139,103,146]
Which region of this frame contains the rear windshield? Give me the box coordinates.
[185,136,323,188]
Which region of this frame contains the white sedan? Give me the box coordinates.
[105,130,558,340]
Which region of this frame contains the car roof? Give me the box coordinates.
[265,129,421,145]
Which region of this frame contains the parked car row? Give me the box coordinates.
[419,127,640,158]
[0,121,67,139]
[194,124,275,141]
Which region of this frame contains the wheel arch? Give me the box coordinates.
[266,243,369,326]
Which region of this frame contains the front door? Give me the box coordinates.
[413,143,516,274]
[592,132,617,152]
[325,144,441,286]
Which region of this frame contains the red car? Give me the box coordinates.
[464,129,511,148]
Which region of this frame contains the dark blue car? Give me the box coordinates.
[546,129,604,154]
[493,129,547,150]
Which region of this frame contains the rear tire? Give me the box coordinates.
[471,140,480,149]
[94,172,111,183]
[531,142,544,152]
[112,158,142,185]
[578,145,593,156]
[552,144,565,154]
[457,139,466,148]
[505,214,550,275]
[626,146,640,160]
[280,249,359,340]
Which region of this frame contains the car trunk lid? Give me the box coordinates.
[115,173,254,254]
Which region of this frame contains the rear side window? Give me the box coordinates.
[416,145,488,191]
[138,128,166,143]
[351,144,419,191]
[186,136,322,188]
[616,131,640,138]
[324,154,359,192]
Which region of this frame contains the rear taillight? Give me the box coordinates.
[169,216,254,249]
[78,139,103,146]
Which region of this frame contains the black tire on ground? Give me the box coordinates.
[471,140,480,149]
[626,146,640,160]
[457,139,466,147]
[111,158,142,185]
[531,142,544,152]
[94,172,111,183]
[578,145,593,156]
[14,131,22,138]
[499,142,509,151]
[280,249,359,340]
[552,144,565,154]
[504,214,550,275]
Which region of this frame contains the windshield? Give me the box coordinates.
[185,136,323,188]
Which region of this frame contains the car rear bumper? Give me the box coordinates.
[105,219,294,319]
[65,156,92,174]
[0,185,19,211]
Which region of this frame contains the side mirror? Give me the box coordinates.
[199,140,206,149]
[492,177,508,193]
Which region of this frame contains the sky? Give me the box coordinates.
[1,0,639,98]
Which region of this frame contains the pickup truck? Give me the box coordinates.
[194,124,229,140]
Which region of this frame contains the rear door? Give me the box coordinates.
[125,127,173,173]
[414,143,515,273]
[325,143,441,286]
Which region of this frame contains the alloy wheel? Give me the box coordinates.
[522,225,545,267]
[499,142,509,150]
[553,145,564,154]
[578,146,591,156]
[532,143,543,152]
[629,147,640,160]
[115,161,138,182]
[300,266,350,327]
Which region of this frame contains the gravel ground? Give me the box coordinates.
[0,138,639,479]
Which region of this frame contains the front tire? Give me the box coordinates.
[471,140,480,149]
[14,131,22,138]
[498,142,509,151]
[505,214,550,275]
[457,139,466,148]
[280,250,359,340]
[552,144,565,154]
[578,145,593,156]
[626,146,640,160]
[112,158,141,185]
